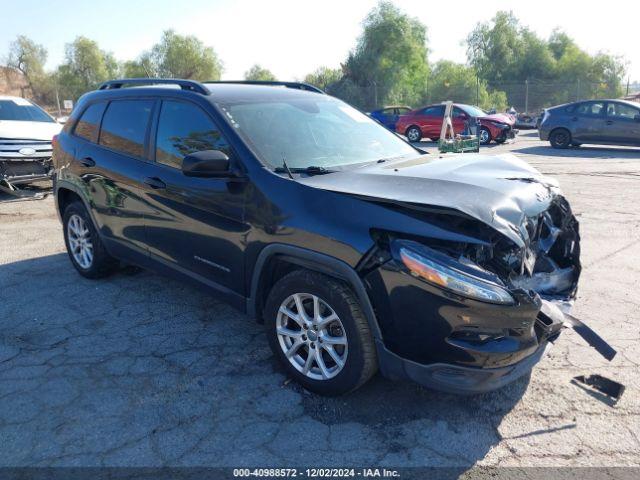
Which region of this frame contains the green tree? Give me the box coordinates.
[333,1,429,110]
[126,30,222,80]
[244,64,276,81]
[55,36,120,100]
[5,35,47,87]
[427,61,507,110]
[467,11,523,83]
[304,66,342,91]
[3,35,58,104]
[466,12,626,110]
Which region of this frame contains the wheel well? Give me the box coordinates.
[253,255,357,324]
[253,256,305,322]
[405,125,420,134]
[56,188,83,216]
[550,127,571,138]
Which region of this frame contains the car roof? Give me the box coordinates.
[0,95,32,102]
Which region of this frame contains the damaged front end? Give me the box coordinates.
[361,191,610,394]
[0,138,54,198]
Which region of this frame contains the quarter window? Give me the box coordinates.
[74,102,106,142]
[99,100,153,158]
[155,101,231,169]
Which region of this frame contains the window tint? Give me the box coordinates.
[453,107,467,118]
[396,107,411,114]
[575,102,605,117]
[99,100,153,157]
[422,105,444,116]
[606,102,639,120]
[155,101,231,169]
[74,103,106,142]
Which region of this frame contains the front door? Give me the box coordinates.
[140,99,249,295]
[604,102,640,145]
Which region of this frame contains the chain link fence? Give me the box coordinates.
[328,79,628,115]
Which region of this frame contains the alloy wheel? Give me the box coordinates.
[407,128,420,142]
[276,293,348,380]
[67,214,93,269]
[480,129,490,144]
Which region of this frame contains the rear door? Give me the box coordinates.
[571,101,607,143]
[604,102,640,145]
[71,99,154,259]
[418,105,445,138]
[140,99,249,295]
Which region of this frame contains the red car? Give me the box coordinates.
[396,103,517,145]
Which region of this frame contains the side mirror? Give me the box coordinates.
[635,114,640,122]
[182,150,231,177]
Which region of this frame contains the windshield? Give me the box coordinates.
[0,99,55,123]
[460,105,487,118]
[218,96,418,169]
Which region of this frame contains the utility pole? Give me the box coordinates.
[626,78,630,97]
[525,79,529,113]
[476,75,479,106]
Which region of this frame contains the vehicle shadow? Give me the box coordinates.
[0,253,528,472]
[514,145,640,158]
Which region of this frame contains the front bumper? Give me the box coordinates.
[377,338,554,394]
[0,139,54,186]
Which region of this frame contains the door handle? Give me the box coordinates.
[80,157,95,167]
[606,120,614,125]
[571,117,578,121]
[143,177,166,189]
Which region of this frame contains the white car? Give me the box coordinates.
[0,96,62,195]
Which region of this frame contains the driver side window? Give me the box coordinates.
[155,101,232,169]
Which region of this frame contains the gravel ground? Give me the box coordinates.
[0,133,639,470]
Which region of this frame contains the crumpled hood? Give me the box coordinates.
[0,120,61,141]
[481,113,515,125]
[298,153,560,248]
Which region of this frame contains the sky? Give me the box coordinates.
[0,0,638,82]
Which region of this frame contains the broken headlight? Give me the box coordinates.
[392,240,515,305]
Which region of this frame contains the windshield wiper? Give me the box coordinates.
[274,165,335,175]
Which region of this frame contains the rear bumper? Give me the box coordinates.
[377,337,554,395]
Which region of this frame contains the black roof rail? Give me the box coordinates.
[98,78,209,95]
[205,80,325,94]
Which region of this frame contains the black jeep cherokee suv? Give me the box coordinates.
[52,79,581,395]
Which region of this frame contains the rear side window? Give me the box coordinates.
[155,101,231,169]
[421,105,444,116]
[74,103,106,142]
[574,102,605,117]
[99,100,153,158]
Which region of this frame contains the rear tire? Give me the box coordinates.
[430,137,440,142]
[550,129,572,149]
[63,201,118,279]
[264,270,377,396]
[405,126,422,143]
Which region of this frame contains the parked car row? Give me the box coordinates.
[371,103,517,145]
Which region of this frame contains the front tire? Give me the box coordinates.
[550,129,572,149]
[63,201,118,279]
[405,126,422,143]
[264,270,377,396]
[479,127,492,145]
